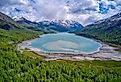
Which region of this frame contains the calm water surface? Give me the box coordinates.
[30,33,102,54]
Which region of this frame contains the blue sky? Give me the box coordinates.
[0,0,121,25]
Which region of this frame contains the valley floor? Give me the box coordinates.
[1,29,121,82]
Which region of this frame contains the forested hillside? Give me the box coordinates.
[0,12,25,30]
[75,13,121,46]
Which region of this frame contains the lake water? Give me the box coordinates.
[30,33,102,54]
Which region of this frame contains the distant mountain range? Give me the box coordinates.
[0,11,121,46]
[15,17,83,32]
[0,12,83,32]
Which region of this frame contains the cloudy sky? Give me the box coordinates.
[0,0,121,25]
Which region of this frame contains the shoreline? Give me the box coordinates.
[17,40,121,61]
[75,33,121,52]
[17,38,121,61]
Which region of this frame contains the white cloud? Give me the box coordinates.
[0,0,121,25]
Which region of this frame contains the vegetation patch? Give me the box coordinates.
[0,29,121,82]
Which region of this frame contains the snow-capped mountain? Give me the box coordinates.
[14,17,84,32]
[38,20,83,32]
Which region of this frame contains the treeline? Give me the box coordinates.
[0,29,121,82]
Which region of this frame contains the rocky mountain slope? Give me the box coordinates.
[0,12,83,32]
[0,12,23,30]
[0,12,14,22]
[76,12,121,45]
[15,17,83,32]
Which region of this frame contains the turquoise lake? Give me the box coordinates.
[30,33,102,54]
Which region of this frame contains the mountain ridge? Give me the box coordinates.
[75,12,121,45]
[0,12,15,30]
[15,17,84,32]
[0,12,14,22]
